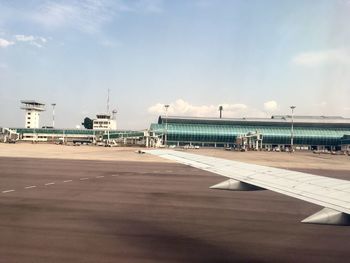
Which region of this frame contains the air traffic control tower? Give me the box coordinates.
[20,100,45,128]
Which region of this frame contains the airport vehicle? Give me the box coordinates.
[146,150,350,225]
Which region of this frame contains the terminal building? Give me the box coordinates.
[2,104,350,151]
[150,115,350,151]
[5,100,119,143]
[7,128,151,146]
[9,128,99,143]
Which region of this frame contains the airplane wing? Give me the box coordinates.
[145,149,350,225]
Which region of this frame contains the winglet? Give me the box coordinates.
[210,179,265,191]
[302,207,350,225]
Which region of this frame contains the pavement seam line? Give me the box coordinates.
[2,190,15,193]
[1,173,118,195]
[25,186,36,189]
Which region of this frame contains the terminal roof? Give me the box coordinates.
[158,115,350,127]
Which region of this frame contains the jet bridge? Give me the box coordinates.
[0,128,19,143]
[235,131,263,150]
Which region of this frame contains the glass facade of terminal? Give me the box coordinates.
[150,119,350,148]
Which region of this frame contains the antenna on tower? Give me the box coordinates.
[106,89,110,114]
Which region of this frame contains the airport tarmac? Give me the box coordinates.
[0,143,169,163]
[0,144,349,262]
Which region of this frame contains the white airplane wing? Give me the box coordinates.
[145,150,350,225]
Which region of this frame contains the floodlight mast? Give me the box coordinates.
[290,106,296,152]
[107,89,110,114]
[51,103,56,128]
[164,104,170,146]
[219,105,223,118]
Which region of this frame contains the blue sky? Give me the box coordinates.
[0,0,349,129]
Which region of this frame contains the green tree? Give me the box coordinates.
[82,117,93,129]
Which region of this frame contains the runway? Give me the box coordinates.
[0,156,349,262]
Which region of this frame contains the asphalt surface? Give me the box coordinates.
[0,157,349,263]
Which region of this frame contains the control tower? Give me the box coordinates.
[93,113,117,130]
[20,100,45,128]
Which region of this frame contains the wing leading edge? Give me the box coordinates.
[145,150,350,225]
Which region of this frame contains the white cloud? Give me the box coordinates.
[292,49,350,67]
[15,34,47,48]
[0,38,14,48]
[15,35,35,42]
[34,2,77,28]
[32,1,112,33]
[31,0,163,33]
[263,100,278,112]
[148,99,269,118]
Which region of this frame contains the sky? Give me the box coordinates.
[0,0,350,129]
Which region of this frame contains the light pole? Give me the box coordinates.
[107,129,110,145]
[164,104,169,146]
[51,103,56,128]
[219,105,223,118]
[290,106,296,152]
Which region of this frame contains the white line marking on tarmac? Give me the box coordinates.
[63,180,72,183]
[111,175,118,177]
[2,190,15,193]
[25,186,37,189]
[80,177,89,180]
[96,176,104,178]
[45,182,55,186]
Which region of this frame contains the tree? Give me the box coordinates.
[82,117,93,129]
